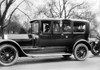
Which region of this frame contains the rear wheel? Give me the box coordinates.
[0,44,18,66]
[73,43,88,61]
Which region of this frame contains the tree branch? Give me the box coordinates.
[17,8,31,20]
[6,0,8,6]
[0,0,5,18]
[50,8,54,17]
[24,0,32,9]
[42,11,50,18]
[52,8,59,17]
[4,0,25,28]
[58,0,62,17]
[66,2,84,18]
[53,2,60,14]
[0,0,5,6]
[2,0,15,24]
[60,0,68,18]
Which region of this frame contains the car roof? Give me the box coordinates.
[71,19,89,23]
[30,18,63,23]
[30,18,89,23]
[31,18,64,21]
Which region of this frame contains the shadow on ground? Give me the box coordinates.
[1,53,99,67]
[89,54,100,58]
[14,56,76,66]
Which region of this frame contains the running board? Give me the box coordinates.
[23,47,67,54]
[26,52,71,57]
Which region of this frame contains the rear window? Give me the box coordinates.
[73,21,86,33]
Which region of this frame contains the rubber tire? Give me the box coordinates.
[73,43,88,61]
[0,44,18,66]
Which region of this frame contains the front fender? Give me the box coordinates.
[0,39,27,57]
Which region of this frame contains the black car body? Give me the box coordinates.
[0,18,91,66]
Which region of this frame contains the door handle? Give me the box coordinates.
[66,36,68,38]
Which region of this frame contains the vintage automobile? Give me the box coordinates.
[0,18,91,66]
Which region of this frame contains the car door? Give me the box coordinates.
[51,20,63,46]
[38,20,52,47]
[51,20,73,46]
[61,20,73,46]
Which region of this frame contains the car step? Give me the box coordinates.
[26,52,71,57]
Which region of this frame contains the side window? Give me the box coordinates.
[62,20,71,33]
[73,22,86,33]
[53,21,60,33]
[41,21,51,33]
[31,21,39,33]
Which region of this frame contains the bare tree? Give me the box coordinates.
[5,15,22,34]
[34,0,84,18]
[0,0,30,38]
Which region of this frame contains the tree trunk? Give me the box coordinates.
[1,26,4,39]
[0,20,4,39]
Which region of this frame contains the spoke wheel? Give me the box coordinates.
[0,44,18,66]
[73,43,88,61]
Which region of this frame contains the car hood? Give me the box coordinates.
[3,34,39,40]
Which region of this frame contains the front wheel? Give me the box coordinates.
[0,44,18,66]
[73,43,88,61]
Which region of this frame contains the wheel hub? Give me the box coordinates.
[6,53,10,57]
[77,47,87,58]
[80,50,84,54]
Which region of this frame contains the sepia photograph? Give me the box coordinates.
[0,0,100,70]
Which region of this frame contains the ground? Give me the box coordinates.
[0,52,100,70]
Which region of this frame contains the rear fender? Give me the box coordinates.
[73,39,91,51]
